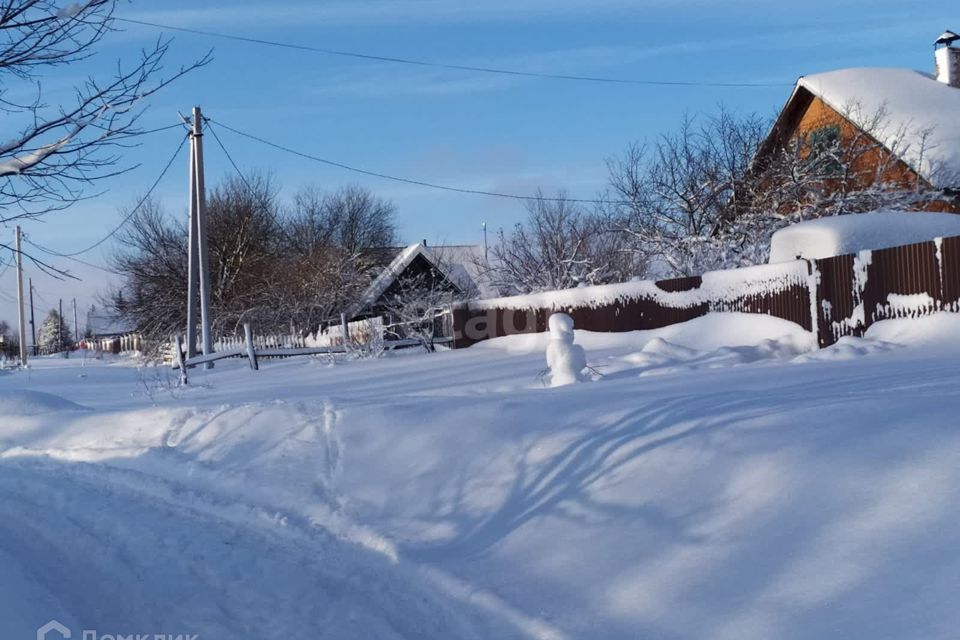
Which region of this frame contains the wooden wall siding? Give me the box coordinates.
[758,92,960,214]
[795,96,922,193]
[453,234,960,350]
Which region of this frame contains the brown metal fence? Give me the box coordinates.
[453,234,960,349]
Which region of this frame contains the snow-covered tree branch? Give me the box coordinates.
[0,0,209,223]
[477,190,642,295]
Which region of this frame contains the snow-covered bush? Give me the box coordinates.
[545,313,587,387]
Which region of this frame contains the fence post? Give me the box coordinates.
[173,335,188,386]
[340,312,350,348]
[244,323,259,371]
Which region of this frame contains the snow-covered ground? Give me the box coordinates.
[3,312,960,639]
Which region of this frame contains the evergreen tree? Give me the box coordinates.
[37,309,72,352]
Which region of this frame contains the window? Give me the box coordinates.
[807,124,842,175]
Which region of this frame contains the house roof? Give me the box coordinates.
[764,67,960,190]
[86,313,136,338]
[344,242,491,319]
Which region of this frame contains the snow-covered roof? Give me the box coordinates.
[935,31,959,46]
[348,243,426,318]
[86,313,136,338]
[769,210,960,262]
[795,67,960,189]
[345,242,490,318]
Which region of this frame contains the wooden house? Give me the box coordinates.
[343,242,490,332]
[754,31,960,213]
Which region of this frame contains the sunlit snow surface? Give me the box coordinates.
[2,312,960,639]
[769,210,960,263]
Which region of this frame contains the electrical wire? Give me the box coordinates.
[204,121,299,244]
[208,117,629,205]
[22,238,120,275]
[0,249,13,280]
[140,122,191,135]
[115,17,792,89]
[0,252,14,303]
[33,132,188,258]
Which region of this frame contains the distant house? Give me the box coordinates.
[754,30,960,212]
[344,242,491,323]
[83,311,140,353]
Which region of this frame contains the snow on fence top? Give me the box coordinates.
[769,211,960,263]
[798,67,960,189]
[466,259,811,312]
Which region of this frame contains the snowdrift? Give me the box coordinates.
[1,312,960,639]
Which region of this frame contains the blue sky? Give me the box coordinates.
[1,0,957,328]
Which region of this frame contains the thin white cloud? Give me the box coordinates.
[300,17,945,99]
[127,1,698,28]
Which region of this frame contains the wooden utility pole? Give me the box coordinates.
[28,278,35,356]
[186,105,214,368]
[14,226,26,366]
[72,298,78,346]
[58,298,63,353]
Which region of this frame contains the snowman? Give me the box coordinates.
[545,313,587,387]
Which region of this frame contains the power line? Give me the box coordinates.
[35,132,188,258]
[209,117,629,205]
[204,121,298,245]
[0,249,13,280]
[115,17,792,89]
[22,238,120,275]
[140,122,191,135]
[0,252,14,303]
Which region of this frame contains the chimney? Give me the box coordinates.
[934,30,960,87]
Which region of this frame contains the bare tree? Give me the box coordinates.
[0,1,208,224]
[607,109,769,276]
[108,179,399,348]
[480,190,641,295]
[108,196,187,344]
[269,184,397,333]
[607,103,952,276]
[206,173,281,330]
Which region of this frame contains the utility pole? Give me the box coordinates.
[14,226,26,366]
[58,298,63,353]
[72,298,78,346]
[185,110,198,358]
[186,105,214,368]
[28,278,36,356]
[482,222,488,262]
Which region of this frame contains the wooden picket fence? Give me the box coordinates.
[169,320,451,384]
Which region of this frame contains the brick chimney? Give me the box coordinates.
[934,30,960,87]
